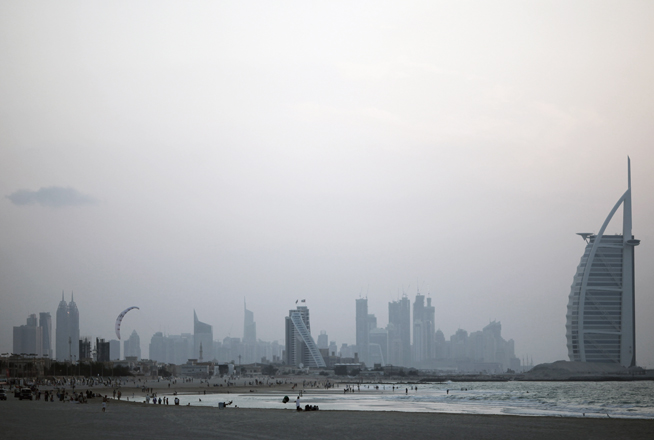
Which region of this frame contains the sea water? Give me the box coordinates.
[167,381,654,419]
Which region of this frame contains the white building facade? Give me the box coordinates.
[566,159,639,367]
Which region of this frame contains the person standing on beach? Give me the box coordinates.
[296,396,301,411]
[102,395,107,412]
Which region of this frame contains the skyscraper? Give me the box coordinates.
[79,337,92,360]
[243,300,256,363]
[55,292,69,361]
[412,294,425,364]
[55,292,79,361]
[355,298,370,364]
[284,305,325,368]
[388,295,411,367]
[243,300,256,343]
[124,330,141,360]
[39,312,52,358]
[96,338,110,362]
[369,328,388,366]
[317,331,328,350]
[566,159,639,367]
[68,293,80,361]
[109,339,121,360]
[13,314,43,356]
[193,310,214,361]
[412,293,435,365]
[149,332,167,363]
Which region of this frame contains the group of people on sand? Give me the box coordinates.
[147,395,170,405]
[294,396,319,412]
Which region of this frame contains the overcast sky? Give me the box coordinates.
[1,1,653,367]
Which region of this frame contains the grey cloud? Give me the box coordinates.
[6,186,97,207]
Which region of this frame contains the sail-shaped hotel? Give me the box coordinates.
[566,159,640,367]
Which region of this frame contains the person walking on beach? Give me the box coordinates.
[102,395,107,412]
[296,396,301,411]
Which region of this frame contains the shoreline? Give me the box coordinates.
[2,396,653,440]
[17,377,654,418]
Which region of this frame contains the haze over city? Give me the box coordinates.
[1,1,653,367]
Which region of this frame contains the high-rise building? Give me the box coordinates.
[369,328,388,366]
[243,301,257,364]
[355,298,370,364]
[149,332,167,363]
[124,330,141,360]
[193,310,214,361]
[566,159,639,367]
[109,339,121,360]
[79,337,92,361]
[55,292,79,361]
[39,312,52,359]
[13,314,43,356]
[317,331,328,350]
[328,340,338,357]
[284,305,325,368]
[68,293,80,361]
[388,295,411,367]
[55,292,69,361]
[243,300,256,343]
[438,322,520,372]
[96,338,110,362]
[412,293,435,365]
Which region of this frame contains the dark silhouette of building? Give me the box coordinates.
[96,338,110,362]
[79,337,91,361]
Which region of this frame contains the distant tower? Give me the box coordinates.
[109,339,121,360]
[13,314,43,356]
[388,295,411,367]
[412,293,435,365]
[284,304,325,368]
[193,310,214,361]
[355,298,370,365]
[412,293,425,364]
[68,292,80,361]
[317,331,328,350]
[39,312,52,358]
[243,300,256,343]
[566,158,639,367]
[55,292,69,361]
[124,330,141,360]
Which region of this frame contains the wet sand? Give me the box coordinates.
[2,393,653,440]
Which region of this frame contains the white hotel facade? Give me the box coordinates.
[566,159,639,367]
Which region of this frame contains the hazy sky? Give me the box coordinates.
[1,1,653,367]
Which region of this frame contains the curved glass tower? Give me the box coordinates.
[566,159,639,367]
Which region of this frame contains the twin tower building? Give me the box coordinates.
[55,292,80,361]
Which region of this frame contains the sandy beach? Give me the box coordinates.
[2,379,653,440]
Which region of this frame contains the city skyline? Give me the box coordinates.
[2,2,654,367]
[6,293,529,363]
